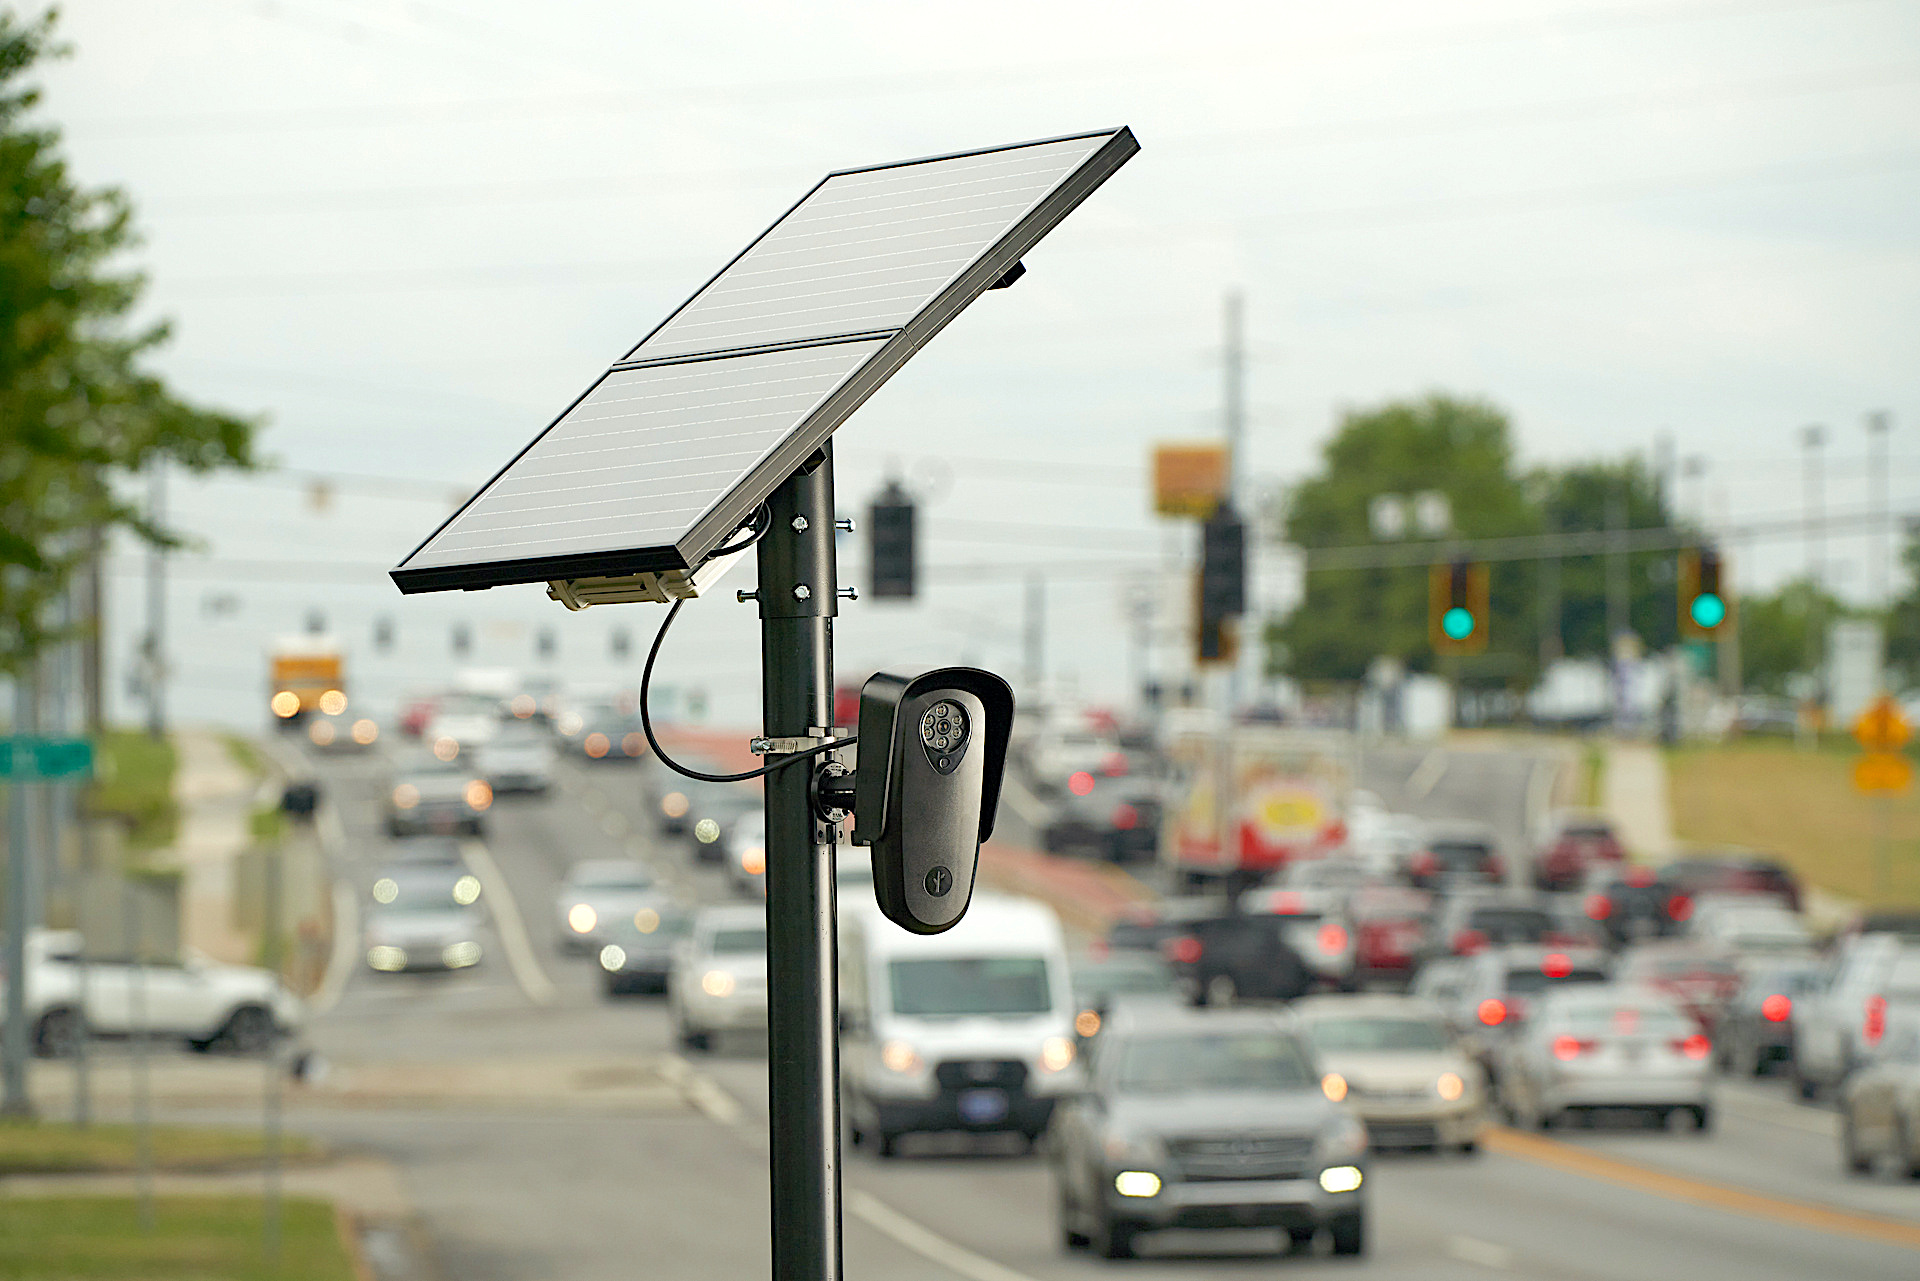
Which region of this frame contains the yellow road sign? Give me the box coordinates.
[1853,694,1911,753]
[1854,751,1913,795]
[1153,443,1228,518]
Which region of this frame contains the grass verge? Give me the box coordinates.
[1667,741,1920,906]
[0,1196,357,1281]
[87,729,179,851]
[0,1119,316,1175]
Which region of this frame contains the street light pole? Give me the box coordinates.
[756,444,843,1281]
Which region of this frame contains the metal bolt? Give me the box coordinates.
[793,585,811,601]
[737,589,758,603]
[791,515,809,533]
[838,587,858,601]
[836,518,856,533]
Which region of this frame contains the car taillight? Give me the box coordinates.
[1666,894,1693,922]
[1865,995,1888,1046]
[1068,771,1096,796]
[1673,1034,1710,1060]
[1626,867,1656,888]
[1111,804,1139,831]
[1411,851,1438,877]
[1317,923,1349,955]
[1585,894,1612,921]
[1542,952,1572,979]
[1485,856,1504,879]
[1271,891,1303,915]
[1100,752,1130,777]
[1761,993,1791,1022]
[1452,929,1488,955]
[1552,1036,1595,1061]
[1165,936,1203,965]
[1478,998,1506,1026]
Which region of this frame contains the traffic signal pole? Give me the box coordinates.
[755,444,843,1281]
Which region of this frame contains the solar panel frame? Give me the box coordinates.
[391,126,1138,595]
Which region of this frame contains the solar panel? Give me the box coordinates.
[393,127,1137,596]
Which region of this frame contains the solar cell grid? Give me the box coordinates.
[392,127,1136,594]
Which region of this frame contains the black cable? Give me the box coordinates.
[639,596,857,786]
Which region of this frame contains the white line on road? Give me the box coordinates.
[998,774,1050,829]
[1407,748,1449,799]
[1446,1235,1514,1269]
[459,838,557,1007]
[847,1190,1041,1281]
[1719,1089,1838,1137]
[657,1054,745,1127]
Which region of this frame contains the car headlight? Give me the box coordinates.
[599,944,627,972]
[391,785,419,810]
[879,1040,922,1074]
[1436,1071,1466,1101]
[694,818,721,844]
[1114,1171,1162,1198]
[701,970,736,998]
[1317,1115,1369,1162]
[1039,1036,1075,1073]
[568,903,597,934]
[442,941,482,968]
[367,945,407,972]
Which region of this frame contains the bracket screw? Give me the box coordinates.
[791,516,809,533]
[737,589,758,603]
[793,585,811,601]
[836,518,856,533]
[839,587,858,600]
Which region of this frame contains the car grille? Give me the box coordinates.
[933,1060,1028,1092]
[1366,1121,1438,1148]
[1166,1133,1315,1181]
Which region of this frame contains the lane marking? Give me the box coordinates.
[847,1189,1041,1281]
[1446,1235,1514,1269]
[311,876,359,1016]
[1483,1126,1920,1251]
[459,838,557,1007]
[1720,1090,1838,1138]
[1407,748,1449,799]
[657,1053,745,1127]
[998,774,1050,829]
[1524,754,1558,839]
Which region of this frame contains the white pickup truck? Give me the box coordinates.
[3,929,305,1057]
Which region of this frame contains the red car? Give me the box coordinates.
[1534,811,1625,891]
[1349,885,1432,982]
[1614,944,1743,1032]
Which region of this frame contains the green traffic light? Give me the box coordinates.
[1690,593,1725,629]
[1442,607,1475,640]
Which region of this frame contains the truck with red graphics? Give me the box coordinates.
[1159,721,1355,892]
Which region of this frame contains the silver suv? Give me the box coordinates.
[1048,1004,1368,1259]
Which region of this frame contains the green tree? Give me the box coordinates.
[1885,527,1920,689]
[1532,459,1679,660]
[0,9,254,678]
[1735,577,1848,695]
[1272,394,1538,683]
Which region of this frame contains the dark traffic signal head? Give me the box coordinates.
[1429,559,1489,656]
[1679,546,1730,640]
[867,481,917,600]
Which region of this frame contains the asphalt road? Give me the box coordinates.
[259,736,1920,1281]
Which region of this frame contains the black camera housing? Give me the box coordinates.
[851,667,1014,934]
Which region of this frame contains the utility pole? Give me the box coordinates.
[2,675,35,1118]
[757,445,843,1281]
[1222,291,1246,714]
[1802,425,1827,716]
[1868,412,1892,608]
[145,462,167,741]
[1605,484,1629,645]
[1023,574,1045,698]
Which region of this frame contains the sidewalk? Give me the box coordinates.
[161,730,261,965]
[1602,739,1677,863]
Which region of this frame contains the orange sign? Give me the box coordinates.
[1153,443,1228,518]
[1853,695,1911,753]
[1854,752,1913,795]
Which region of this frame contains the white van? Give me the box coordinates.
[841,894,1083,1156]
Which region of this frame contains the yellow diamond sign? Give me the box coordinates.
[1853,751,1913,796]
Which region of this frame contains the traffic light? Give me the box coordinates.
[1678,546,1731,641]
[868,481,916,599]
[1195,507,1246,667]
[1428,559,1489,656]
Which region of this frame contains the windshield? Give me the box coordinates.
[1552,1003,1694,1037]
[1113,1031,1316,1093]
[889,957,1053,1018]
[1073,959,1172,995]
[1306,1016,1451,1053]
[708,928,766,955]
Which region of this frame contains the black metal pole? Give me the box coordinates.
[756,443,842,1281]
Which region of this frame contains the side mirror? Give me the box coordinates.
[851,667,1014,935]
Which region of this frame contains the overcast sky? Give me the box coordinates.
[36,0,1920,726]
